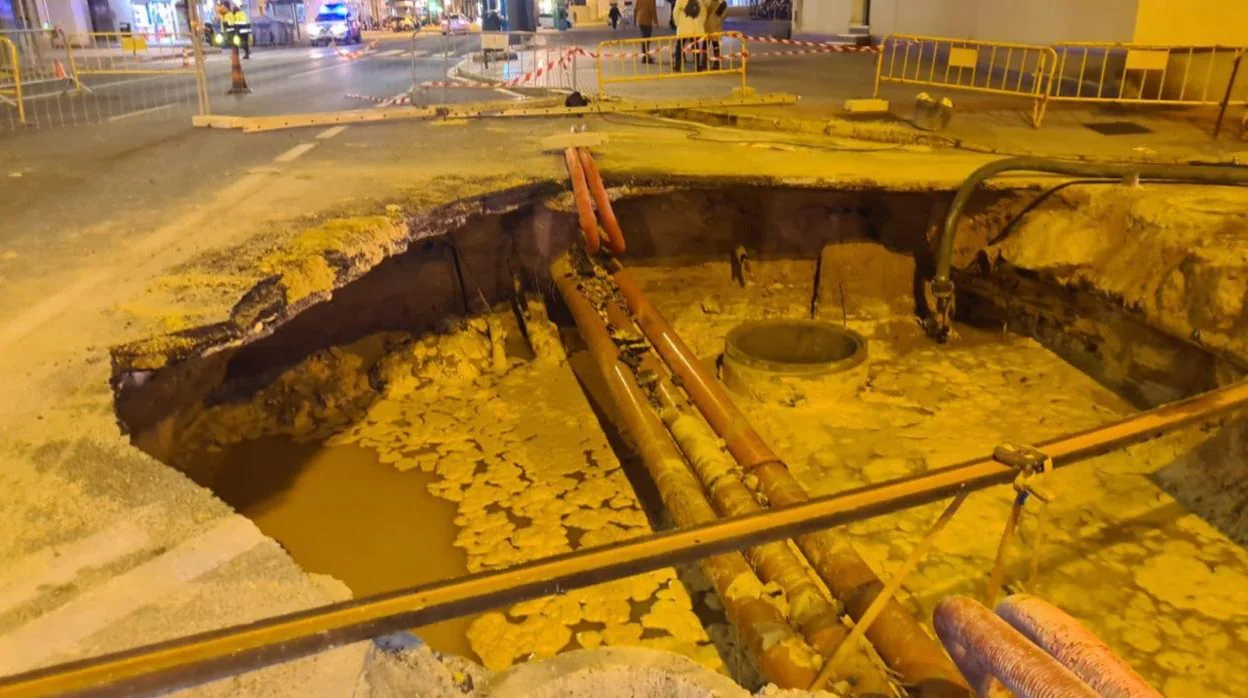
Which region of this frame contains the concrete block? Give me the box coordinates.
[843,98,889,114]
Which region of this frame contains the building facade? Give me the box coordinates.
[792,0,1248,45]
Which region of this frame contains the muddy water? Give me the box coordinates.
[206,437,475,657]
[162,254,1248,696]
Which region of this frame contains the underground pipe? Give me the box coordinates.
[928,156,1248,341]
[9,377,1248,698]
[607,261,973,698]
[562,147,601,254]
[576,148,626,255]
[553,255,822,689]
[934,596,1099,698]
[995,595,1161,698]
[608,315,896,695]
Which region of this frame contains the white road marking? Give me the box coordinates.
[0,509,155,615]
[379,48,403,57]
[315,125,347,139]
[0,169,273,343]
[106,103,179,122]
[0,271,111,347]
[0,516,266,674]
[273,142,317,162]
[495,87,524,100]
[410,49,429,57]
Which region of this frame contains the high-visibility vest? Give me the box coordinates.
[231,10,251,33]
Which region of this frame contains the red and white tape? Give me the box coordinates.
[345,92,407,105]
[335,40,379,61]
[739,35,877,53]
[586,36,877,60]
[502,47,575,86]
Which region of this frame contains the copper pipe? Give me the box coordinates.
[576,148,626,255]
[609,261,973,698]
[563,147,600,254]
[553,256,821,689]
[7,377,1248,698]
[604,301,894,694]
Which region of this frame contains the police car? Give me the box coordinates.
[308,3,363,46]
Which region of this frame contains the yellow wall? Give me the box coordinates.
[868,0,1137,44]
[1134,0,1248,44]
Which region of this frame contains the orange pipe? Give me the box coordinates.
[563,147,600,254]
[599,304,885,689]
[553,257,820,689]
[608,261,972,698]
[576,148,626,255]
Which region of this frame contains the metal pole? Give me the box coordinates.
[2,379,1247,698]
[1213,49,1243,140]
[187,0,209,115]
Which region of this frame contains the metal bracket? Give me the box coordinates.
[993,441,1053,503]
[925,277,956,342]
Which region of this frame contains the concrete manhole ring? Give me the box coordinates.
[722,320,868,403]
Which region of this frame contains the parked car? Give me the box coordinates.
[384,15,418,32]
[441,13,471,34]
[307,3,363,46]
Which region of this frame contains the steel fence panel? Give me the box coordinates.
[595,31,749,99]
[1051,42,1247,107]
[874,34,1056,127]
[1,28,205,132]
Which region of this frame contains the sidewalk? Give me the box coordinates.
[479,23,1248,163]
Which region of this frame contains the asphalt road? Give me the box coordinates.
[0,32,544,265]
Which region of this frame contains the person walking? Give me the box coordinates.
[673,0,707,72]
[703,0,725,67]
[635,0,656,63]
[608,3,621,30]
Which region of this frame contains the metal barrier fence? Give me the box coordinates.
[874,34,1056,126]
[0,35,23,125]
[595,31,749,99]
[1051,42,1246,107]
[406,30,579,106]
[1,29,207,131]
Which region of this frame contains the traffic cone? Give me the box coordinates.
[226,45,250,95]
[53,60,67,80]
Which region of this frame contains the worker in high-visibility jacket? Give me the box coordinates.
[229,3,252,59]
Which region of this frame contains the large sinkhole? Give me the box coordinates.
[109,181,1248,693]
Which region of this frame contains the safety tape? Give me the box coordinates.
[581,38,875,61]
[344,92,395,104]
[418,80,497,88]
[335,40,380,61]
[502,46,577,86]
[738,35,878,53]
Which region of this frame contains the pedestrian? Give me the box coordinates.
[608,3,621,30]
[635,0,656,63]
[667,0,676,30]
[229,1,252,59]
[673,0,707,72]
[703,0,725,67]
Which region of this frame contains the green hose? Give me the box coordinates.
[927,156,1248,341]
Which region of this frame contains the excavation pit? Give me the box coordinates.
[108,179,1248,697]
